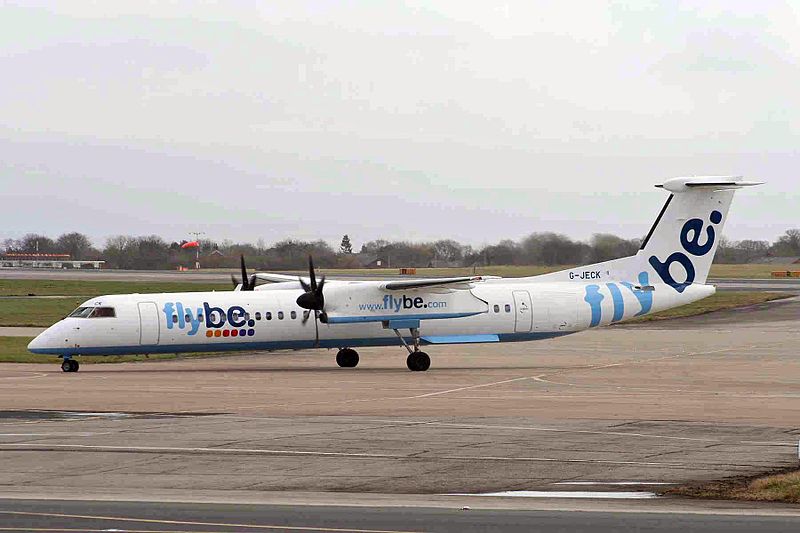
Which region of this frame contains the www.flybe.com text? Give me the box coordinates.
[358,295,447,313]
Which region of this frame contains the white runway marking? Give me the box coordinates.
[460,490,658,499]
[553,481,674,486]
[408,376,531,399]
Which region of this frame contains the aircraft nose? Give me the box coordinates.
[27,326,60,354]
[27,331,46,353]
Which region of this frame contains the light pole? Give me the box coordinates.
[189,231,205,269]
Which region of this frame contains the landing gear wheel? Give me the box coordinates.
[336,348,359,368]
[61,359,79,373]
[406,351,430,372]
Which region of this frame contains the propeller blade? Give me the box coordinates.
[314,310,320,348]
[308,255,317,291]
[240,255,251,291]
[299,278,311,292]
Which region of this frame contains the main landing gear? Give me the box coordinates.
[336,348,359,368]
[393,326,431,372]
[61,358,79,373]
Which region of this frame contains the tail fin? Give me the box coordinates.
[639,177,762,290]
[530,176,763,290]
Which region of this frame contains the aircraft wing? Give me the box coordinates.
[382,276,496,291]
[255,273,305,284]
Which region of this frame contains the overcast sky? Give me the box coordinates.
[1,1,797,249]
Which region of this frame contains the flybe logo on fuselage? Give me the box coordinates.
[648,210,722,293]
[162,302,256,336]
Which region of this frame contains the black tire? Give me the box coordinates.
[336,349,359,368]
[61,360,71,373]
[415,351,430,371]
[406,351,431,372]
[70,360,80,372]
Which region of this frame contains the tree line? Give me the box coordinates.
[2,229,799,270]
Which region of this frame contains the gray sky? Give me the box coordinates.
[1,1,798,249]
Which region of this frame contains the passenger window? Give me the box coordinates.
[303,310,310,321]
[90,307,116,318]
[184,314,191,322]
[172,315,178,323]
[198,313,203,321]
[493,304,500,313]
[266,312,272,320]
[505,304,511,313]
[278,311,284,320]
[255,312,261,321]
[245,312,250,321]
[290,311,297,320]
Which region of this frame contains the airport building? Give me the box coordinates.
[0,252,104,269]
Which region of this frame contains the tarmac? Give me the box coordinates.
[0,297,798,506]
[2,498,800,532]
[0,273,798,530]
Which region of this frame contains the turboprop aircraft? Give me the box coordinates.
[28,177,762,373]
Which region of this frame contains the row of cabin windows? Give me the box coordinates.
[172,309,307,324]
[493,304,512,314]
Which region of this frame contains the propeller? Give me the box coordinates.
[296,256,326,346]
[231,255,257,291]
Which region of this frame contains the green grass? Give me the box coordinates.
[0,279,229,326]
[0,336,225,364]
[709,263,799,279]
[0,298,86,327]
[626,291,793,323]
[667,469,800,504]
[0,279,228,296]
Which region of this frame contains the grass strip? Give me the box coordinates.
[625,291,793,323]
[0,279,229,297]
[666,468,800,504]
[0,336,225,364]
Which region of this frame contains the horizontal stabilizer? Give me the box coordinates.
[656,176,764,193]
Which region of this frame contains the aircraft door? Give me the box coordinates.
[137,302,160,345]
[512,290,533,333]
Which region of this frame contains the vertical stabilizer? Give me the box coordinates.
[529,176,762,290]
[639,176,762,290]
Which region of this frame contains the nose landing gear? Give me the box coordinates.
[60,358,79,373]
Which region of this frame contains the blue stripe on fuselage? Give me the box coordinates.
[28,332,574,357]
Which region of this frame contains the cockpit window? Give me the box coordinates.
[92,307,115,318]
[68,306,116,318]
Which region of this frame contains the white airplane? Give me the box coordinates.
[29,177,762,373]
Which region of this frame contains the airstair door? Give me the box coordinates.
[513,290,533,333]
[138,302,160,345]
